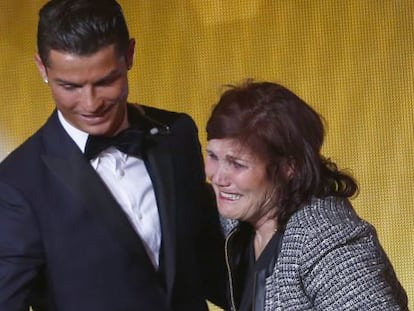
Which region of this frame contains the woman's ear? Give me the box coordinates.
[283,158,296,180]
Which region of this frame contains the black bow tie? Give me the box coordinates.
[84,127,144,160]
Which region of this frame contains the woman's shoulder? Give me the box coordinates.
[279,197,408,310]
[283,196,377,259]
[289,196,367,230]
[283,196,379,267]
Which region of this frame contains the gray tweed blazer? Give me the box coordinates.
[222,196,408,311]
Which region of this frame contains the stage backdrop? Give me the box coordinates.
[0,1,412,310]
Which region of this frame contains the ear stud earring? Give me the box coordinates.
[44,78,49,84]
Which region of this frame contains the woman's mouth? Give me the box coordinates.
[219,191,241,201]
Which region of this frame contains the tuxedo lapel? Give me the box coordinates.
[40,111,155,267]
[41,109,177,297]
[145,135,177,303]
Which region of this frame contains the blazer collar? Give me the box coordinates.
[41,110,177,301]
[144,133,177,302]
[40,111,153,261]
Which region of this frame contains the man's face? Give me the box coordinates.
[35,41,134,136]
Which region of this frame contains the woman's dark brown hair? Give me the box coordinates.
[206,80,358,229]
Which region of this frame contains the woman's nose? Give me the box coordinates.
[210,164,230,186]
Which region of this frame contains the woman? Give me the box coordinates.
[204,80,408,311]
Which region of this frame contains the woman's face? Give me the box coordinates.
[205,138,275,226]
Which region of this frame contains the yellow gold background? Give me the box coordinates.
[0,1,412,309]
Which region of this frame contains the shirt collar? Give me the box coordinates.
[57,110,89,153]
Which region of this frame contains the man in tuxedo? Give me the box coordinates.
[0,0,227,310]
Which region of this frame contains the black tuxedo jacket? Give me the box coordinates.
[0,104,227,311]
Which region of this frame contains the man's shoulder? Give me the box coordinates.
[0,112,57,174]
[139,104,188,124]
[0,129,43,175]
[135,104,198,137]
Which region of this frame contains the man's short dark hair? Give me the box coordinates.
[37,0,130,67]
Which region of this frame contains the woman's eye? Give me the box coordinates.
[231,161,246,169]
[206,151,217,160]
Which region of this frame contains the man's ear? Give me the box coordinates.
[34,53,49,83]
[126,38,136,70]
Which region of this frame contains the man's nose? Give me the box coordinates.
[82,86,100,111]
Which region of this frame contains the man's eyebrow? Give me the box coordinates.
[53,78,81,86]
[53,69,121,86]
[94,69,121,85]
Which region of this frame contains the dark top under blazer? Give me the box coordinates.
[0,104,227,311]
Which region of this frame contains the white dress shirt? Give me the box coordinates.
[58,111,161,268]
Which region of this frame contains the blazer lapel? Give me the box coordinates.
[40,112,155,267]
[41,109,177,296]
[145,135,177,303]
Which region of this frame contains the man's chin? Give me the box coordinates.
[81,123,114,136]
